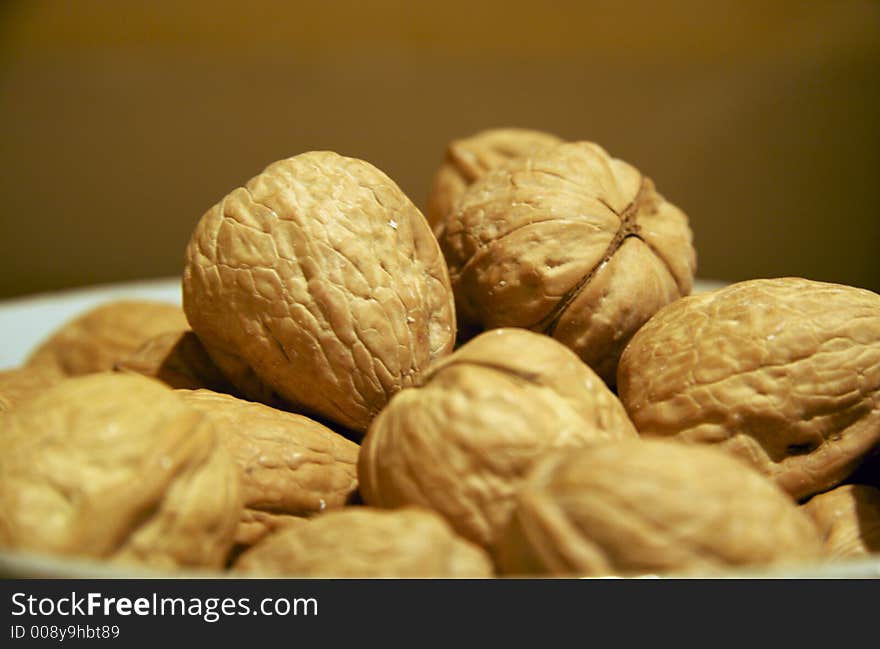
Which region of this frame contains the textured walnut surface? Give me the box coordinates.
[617,277,880,501]
[25,300,188,377]
[234,507,493,578]
[176,388,359,545]
[425,127,563,232]
[0,373,242,570]
[440,141,695,384]
[0,365,62,413]
[358,328,637,551]
[231,510,308,550]
[114,329,235,392]
[183,151,456,434]
[803,484,880,560]
[496,438,823,577]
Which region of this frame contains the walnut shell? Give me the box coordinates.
[0,365,62,413]
[358,328,638,551]
[234,507,494,578]
[495,438,824,577]
[425,127,563,232]
[114,329,235,392]
[176,389,359,547]
[25,300,188,377]
[440,141,696,384]
[183,151,456,435]
[617,277,880,501]
[802,484,880,560]
[0,373,242,570]
[232,510,308,550]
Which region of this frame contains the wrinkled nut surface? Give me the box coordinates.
[0,373,242,570]
[234,507,494,578]
[114,329,236,392]
[440,141,696,384]
[802,484,880,560]
[496,438,823,577]
[26,300,189,377]
[183,151,456,435]
[617,277,880,501]
[176,389,359,546]
[425,127,563,232]
[0,365,62,412]
[358,328,638,551]
[233,510,308,550]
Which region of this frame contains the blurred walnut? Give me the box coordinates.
[358,328,637,552]
[802,484,880,560]
[234,507,493,578]
[0,365,62,412]
[26,300,188,376]
[177,389,359,548]
[0,373,242,570]
[183,151,456,435]
[617,278,880,501]
[440,141,696,384]
[114,329,235,392]
[233,510,308,550]
[496,438,823,577]
[425,127,563,233]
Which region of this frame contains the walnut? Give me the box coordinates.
[802,484,880,560]
[439,141,696,384]
[183,151,456,435]
[175,389,359,548]
[0,365,62,413]
[0,373,242,570]
[233,507,494,578]
[114,329,236,392]
[425,127,563,233]
[495,438,824,577]
[232,511,308,551]
[358,327,637,552]
[26,300,188,376]
[617,277,880,501]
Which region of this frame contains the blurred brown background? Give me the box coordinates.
[1,0,878,300]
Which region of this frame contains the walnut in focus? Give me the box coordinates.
[358,328,637,552]
[114,329,236,392]
[0,365,62,412]
[26,300,188,376]
[0,373,242,570]
[176,389,359,548]
[617,278,880,501]
[425,127,563,233]
[802,484,880,560]
[183,151,456,435]
[495,438,824,577]
[440,141,696,384]
[234,507,494,578]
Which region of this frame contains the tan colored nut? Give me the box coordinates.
[802,484,880,560]
[496,438,824,577]
[233,510,308,550]
[425,127,563,232]
[234,507,494,578]
[358,328,638,551]
[183,151,456,435]
[440,141,696,385]
[0,365,62,412]
[114,329,236,392]
[0,373,242,570]
[26,300,188,376]
[617,277,880,501]
[176,389,359,547]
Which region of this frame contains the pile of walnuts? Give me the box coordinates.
[2,128,879,578]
